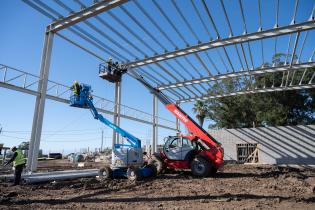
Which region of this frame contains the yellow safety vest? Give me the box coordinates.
[72,82,80,95]
[13,149,26,167]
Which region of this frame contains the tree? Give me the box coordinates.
[192,100,208,127]
[18,141,29,150]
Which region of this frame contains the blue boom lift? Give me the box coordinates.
[69,84,156,181]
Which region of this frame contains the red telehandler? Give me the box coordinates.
[128,70,224,177]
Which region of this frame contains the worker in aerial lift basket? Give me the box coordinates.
[70,80,81,96]
[106,57,113,73]
[3,146,26,186]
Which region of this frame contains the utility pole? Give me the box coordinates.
[101,129,104,152]
[0,123,2,155]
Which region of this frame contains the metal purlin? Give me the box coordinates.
[23,0,315,102]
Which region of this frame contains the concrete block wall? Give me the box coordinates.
[208,125,315,165]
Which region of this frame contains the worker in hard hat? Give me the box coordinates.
[70,80,81,96]
[106,56,113,73]
[3,146,26,186]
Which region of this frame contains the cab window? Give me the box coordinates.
[169,138,180,148]
[182,138,195,148]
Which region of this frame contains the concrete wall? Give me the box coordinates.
[208,125,315,165]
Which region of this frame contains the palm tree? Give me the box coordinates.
[192,100,208,127]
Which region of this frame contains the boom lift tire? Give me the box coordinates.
[99,166,112,180]
[190,156,212,177]
[148,155,165,174]
[127,167,142,181]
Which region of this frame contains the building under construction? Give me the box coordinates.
[0,0,315,209]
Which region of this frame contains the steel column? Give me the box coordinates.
[152,95,158,153]
[112,81,122,147]
[176,101,181,135]
[27,28,54,172]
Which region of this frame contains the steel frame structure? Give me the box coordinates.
[158,62,315,90]
[128,21,315,68]
[0,64,176,130]
[180,84,315,103]
[12,0,315,171]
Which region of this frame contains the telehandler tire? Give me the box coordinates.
[190,156,212,177]
[148,156,165,175]
[146,164,158,177]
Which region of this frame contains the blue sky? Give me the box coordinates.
[0,0,314,154]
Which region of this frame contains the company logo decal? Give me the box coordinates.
[174,109,188,123]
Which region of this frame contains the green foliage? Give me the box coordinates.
[192,100,208,127]
[18,141,29,150]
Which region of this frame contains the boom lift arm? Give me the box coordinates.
[70,84,156,181]
[70,84,141,148]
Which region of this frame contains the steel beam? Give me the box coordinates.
[176,101,180,134]
[179,84,315,103]
[27,29,54,173]
[127,20,315,68]
[47,0,129,32]
[0,81,176,131]
[0,64,176,130]
[152,95,158,153]
[112,81,122,148]
[158,62,315,90]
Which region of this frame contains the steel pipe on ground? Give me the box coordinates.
[0,169,99,184]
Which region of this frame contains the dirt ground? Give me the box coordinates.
[0,164,314,210]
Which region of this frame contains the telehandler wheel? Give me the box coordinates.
[209,166,218,176]
[127,167,142,181]
[99,166,112,180]
[190,156,211,177]
[146,164,158,177]
[148,156,164,175]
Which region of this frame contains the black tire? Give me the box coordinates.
[184,150,198,162]
[190,156,212,177]
[127,167,142,181]
[146,164,157,177]
[99,166,112,180]
[148,156,164,175]
[209,166,218,176]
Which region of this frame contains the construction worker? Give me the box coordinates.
[70,80,81,96]
[106,57,113,73]
[4,146,26,186]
